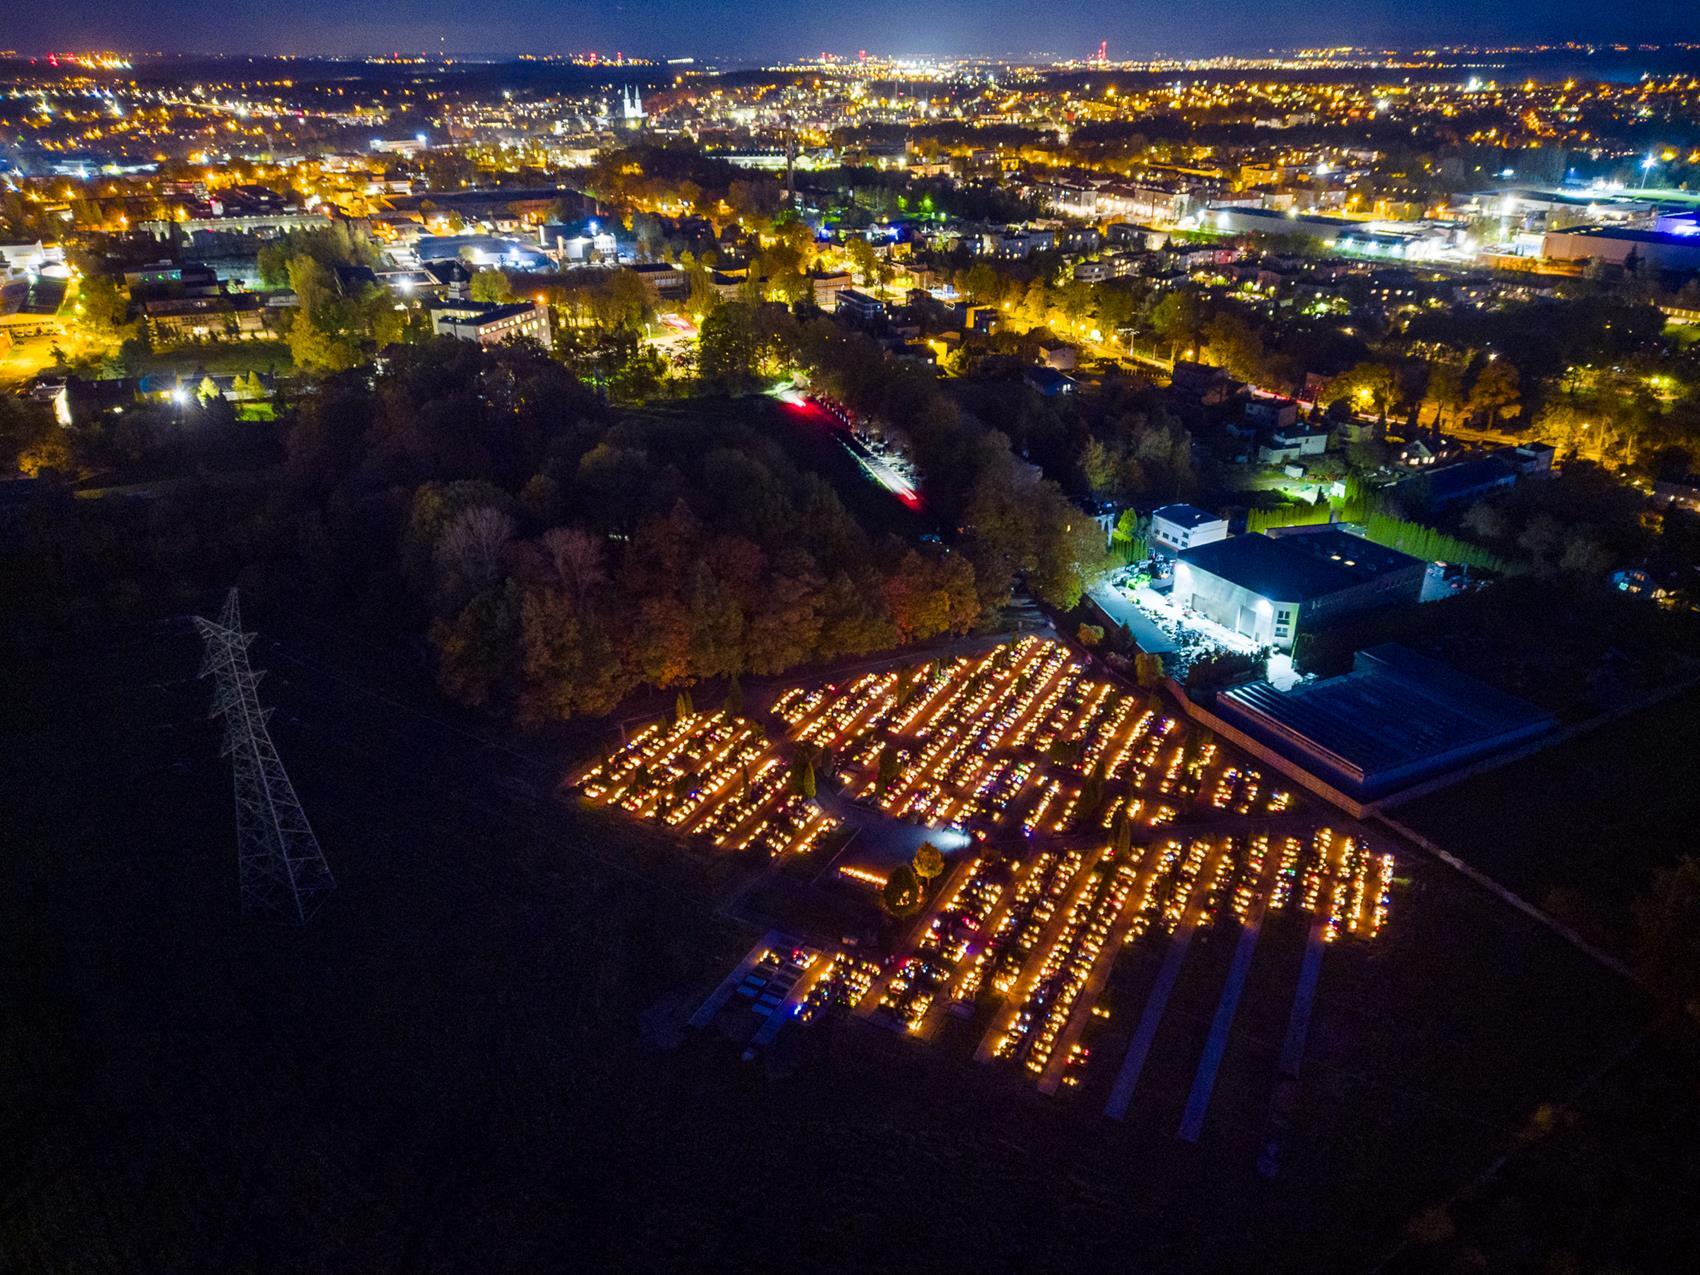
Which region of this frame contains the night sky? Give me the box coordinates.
[4,0,1697,61]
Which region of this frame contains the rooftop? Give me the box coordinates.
[1217,644,1554,794]
[1176,530,1420,602]
[1552,226,1700,247]
[1151,503,1223,530]
[1415,455,1519,502]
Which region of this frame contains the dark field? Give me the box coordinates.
[2,610,1691,1273]
[1396,682,1700,954]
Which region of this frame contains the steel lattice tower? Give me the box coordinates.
[194,589,335,925]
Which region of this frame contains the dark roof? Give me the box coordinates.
[441,302,539,326]
[334,264,379,294]
[1559,226,1700,247]
[422,259,473,285]
[1218,644,1553,789]
[1022,365,1077,394]
[1217,206,1355,229]
[1171,359,1226,382]
[1152,503,1221,530]
[1419,455,1518,503]
[1177,530,1420,601]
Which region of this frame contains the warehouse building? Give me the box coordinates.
[1172,529,1423,652]
[1213,644,1553,800]
[1541,225,1700,273]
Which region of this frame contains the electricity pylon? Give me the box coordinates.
[194,589,335,925]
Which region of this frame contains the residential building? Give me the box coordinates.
[1022,366,1077,397]
[835,288,887,325]
[1150,504,1229,554]
[1169,360,1235,405]
[1038,343,1078,372]
[1244,394,1300,431]
[625,262,687,302]
[1257,425,1332,465]
[811,270,853,310]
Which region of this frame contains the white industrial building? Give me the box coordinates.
[1172,529,1424,653]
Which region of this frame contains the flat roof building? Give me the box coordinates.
[1542,226,1700,273]
[1174,529,1423,652]
[1214,643,1553,799]
[835,288,887,324]
[1202,205,1354,243]
[1400,455,1519,510]
[1150,503,1228,554]
[432,300,552,348]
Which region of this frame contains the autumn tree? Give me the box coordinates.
[539,526,606,603]
[1150,289,1205,360]
[470,269,514,304]
[433,505,516,608]
[77,272,132,337]
[1425,361,1465,429]
[876,745,902,796]
[845,236,882,287]
[1467,359,1521,426]
[913,842,945,893]
[697,302,760,390]
[285,255,361,373]
[1633,856,1700,1021]
[882,863,924,917]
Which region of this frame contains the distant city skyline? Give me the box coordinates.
[4,0,1698,61]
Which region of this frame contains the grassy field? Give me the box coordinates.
[1396,681,1700,953]
[136,339,294,379]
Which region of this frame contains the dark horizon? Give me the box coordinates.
[4,0,1698,62]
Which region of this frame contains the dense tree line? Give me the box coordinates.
[272,338,1004,719]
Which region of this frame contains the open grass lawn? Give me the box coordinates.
[1396,682,1700,952]
[139,340,294,379]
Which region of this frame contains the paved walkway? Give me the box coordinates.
[1103,840,1232,1120]
[1178,914,1263,1142]
[690,930,785,1028]
[1088,584,1177,655]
